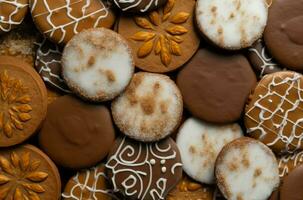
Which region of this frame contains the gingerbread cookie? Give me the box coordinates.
[215,137,280,200]
[0,56,47,147]
[62,28,134,102]
[0,144,61,199]
[39,95,115,169]
[63,164,118,200]
[118,0,200,73]
[0,0,29,33]
[30,0,116,44]
[280,165,303,200]
[196,0,268,50]
[248,39,283,78]
[264,0,303,70]
[177,48,256,124]
[111,72,183,142]
[35,38,70,93]
[113,0,167,13]
[106,136,183,200]
[278,150,303,178]
[245,71,303,154]
[176,118,243,184]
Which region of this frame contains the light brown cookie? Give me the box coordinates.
[278,150,303,178]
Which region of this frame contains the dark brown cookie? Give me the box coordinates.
[113,0,167,13]
[38,95,116,169]
[177,48,257,124]
[280,165,303,200]
[264,0,303,70]
[35,38,70,93]
[106,136,183,200]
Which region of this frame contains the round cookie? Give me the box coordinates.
[38,95,115,169]
[62,164,118,200]
[30,0,116,44]
[176,118,243,184]
[269,190,279,200]
[248,39,283,78]
[113,0,167,13]
[35,38,70,93]
[111,72,183,142]
[215,137,280,200]
[0,144,61,199]
[196,0,268,50]
[280,165,303,200]
[278,150,303,178]
[177,48,256,124]
[245,71,303,154]
[106,136,183,200]
[0,0,28,33]
[118,0,200,73]
[62,28,134,102]
[264,0,303,70]
[0,56,47,147]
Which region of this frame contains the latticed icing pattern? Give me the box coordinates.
[245,72,303,154]
[278,150,303,178]
[113,0,160,12]
[106,137,182,200]
[0,0,28,33]
[30,0,114,44]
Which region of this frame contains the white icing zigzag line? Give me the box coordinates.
[31,0,109,43]
[0,0,28,32]
[246,73,303,153]
[106,137,182,200]
[61,167,119,200]
[278,151,303,177]
[113,0,159,12]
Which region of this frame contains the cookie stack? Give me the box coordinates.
[0,0,302,200]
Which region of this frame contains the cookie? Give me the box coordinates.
[167,175,214,200]
[35,38,71,93]
[0,144,61,199]
[278,150,303,178]
[196,0,268,50]
[113,0,167,13]
[248,39,283,78]
[0,0,29,33]
[111,72,183,142]
[280,165,303,200]
[38,95,115,169]
[30,0,116,44]
[0,56,47,147]
[118,0,200,73]
[177,48,256,124]
[62,28,134,102]
[106,136,183,200]
[176,118,243,184]
[269,190,279,200]
[62,164,118,200]
[215,137,280,200]
[245,71,303,154]
[264,0,303,70]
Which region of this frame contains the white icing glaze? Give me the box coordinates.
[62,166,119,200]
[245,72,303,154]
[278,150,303,177]
[105,137,182,200]
[113,0,159,12]
[0,0,28,32]
[30,0,110,43]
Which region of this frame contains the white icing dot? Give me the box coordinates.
[269,99,273,103]
[160,160,166,164]
[150,159,156,165]
[161,167,167,173]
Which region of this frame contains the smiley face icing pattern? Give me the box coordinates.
[106,137,183,200]
[245,71,303,154]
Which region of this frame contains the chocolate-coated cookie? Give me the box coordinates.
[35,38,70,93]
[278,150,303,178]
[280,165,303,200]
[39,95,115,169]
[245,71,303,154]
[106,136,183,200]
[113,0,167,13]
[264,0,303,70]
[177,48,256,124]
[30,0,116,44]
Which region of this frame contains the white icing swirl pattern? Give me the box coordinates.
[245,72,303,154]
[0,0,28,32]
[106,137,182,200]
[278,150,303,178]
[113,0,159,12]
